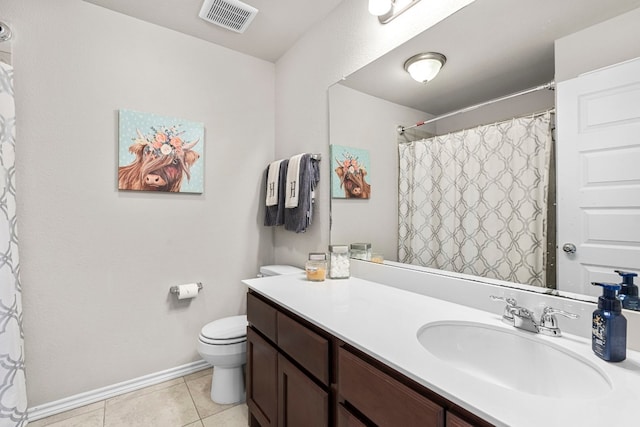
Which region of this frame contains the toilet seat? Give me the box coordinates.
[199,335,246,345]
[199,315,247,346]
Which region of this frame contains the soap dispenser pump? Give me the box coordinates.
[616,270,639,311]
[591,282,626,362]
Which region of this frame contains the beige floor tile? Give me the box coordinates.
[185,371,236,419]
[106,377,184,406]
[104,382,199,427]
[201,404,248,427]
[183,367,212,383]
[30,408,104,427]
[28,402,104,427]
[184,421,204,427]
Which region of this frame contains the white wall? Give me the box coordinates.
[273,0,475,266]
[328,84,433,260]
[555,7,640,82]
[4,0,275,406]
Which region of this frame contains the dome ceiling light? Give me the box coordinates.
[404,52,447,84]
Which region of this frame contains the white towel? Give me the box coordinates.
[285,154,304,208]
[265,159,284,206]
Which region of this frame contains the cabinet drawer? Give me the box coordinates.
[339,348,444,427]
[277,312,330,386]
[247,292,277,342]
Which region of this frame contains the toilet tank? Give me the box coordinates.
[259,265,303,277]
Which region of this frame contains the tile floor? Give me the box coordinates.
[29,368,248,427]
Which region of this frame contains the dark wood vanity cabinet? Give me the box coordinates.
[278,353,329,427]
[336,346,487,427]
[246,290,492,427]
[338,347,444,426]
[446,413,476,427]
[247,292,330,427]
[247,327,279,427]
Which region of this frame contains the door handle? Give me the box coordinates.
[562,243,577,254]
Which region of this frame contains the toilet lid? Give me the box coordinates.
[200,315,247,340]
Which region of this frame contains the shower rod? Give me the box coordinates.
[397,81,555,134]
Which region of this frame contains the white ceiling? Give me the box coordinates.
[83,0,640,113]
[341,0,640,115]
[83,0,345,62]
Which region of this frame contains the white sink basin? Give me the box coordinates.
[417,321,612,399]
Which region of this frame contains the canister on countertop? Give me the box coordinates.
[329,245,350,279]
[370,253,384,264]
[349,243,371,261]
[306,252,327,282]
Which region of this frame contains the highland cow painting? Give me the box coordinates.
[118,110,204,193]
[331,145,371,199]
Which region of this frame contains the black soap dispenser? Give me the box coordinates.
[592,282,626,362]
[616,270,639,311]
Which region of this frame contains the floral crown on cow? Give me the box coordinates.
[336,152,365,176]
[136,125,197,157]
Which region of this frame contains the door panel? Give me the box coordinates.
[247,327,278,427]
[557,58,640,295]
[278,354,328,427]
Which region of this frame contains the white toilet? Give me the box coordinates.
[197,314,248,404]
[197,265,303,404]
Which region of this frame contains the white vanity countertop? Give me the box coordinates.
[243,274,640,427]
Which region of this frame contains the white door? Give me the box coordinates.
[557,57,640,297]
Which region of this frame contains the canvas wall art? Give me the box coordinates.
[331,144,371,199]
[118,109,204,193]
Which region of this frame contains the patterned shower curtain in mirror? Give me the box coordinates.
[398,111,553,287]
[0,62,28,425]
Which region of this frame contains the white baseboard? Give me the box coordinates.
[27,359,210,422]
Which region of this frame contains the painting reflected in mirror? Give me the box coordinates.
[329,0,640,309]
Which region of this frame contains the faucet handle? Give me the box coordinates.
[490,295,518,324]
[489,295,517,306]
[539,306,579,337]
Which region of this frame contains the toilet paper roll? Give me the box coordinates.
[177,283,200,300]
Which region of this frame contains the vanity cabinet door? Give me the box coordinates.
[247,327,278,427]
[338,347,445,427]
[337,404,367,427]
[278,353,329,427]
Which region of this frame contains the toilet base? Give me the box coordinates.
[211,365,246,404]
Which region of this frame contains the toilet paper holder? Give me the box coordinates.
[169,282,203,295]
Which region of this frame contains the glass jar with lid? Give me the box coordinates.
[349,243,372,261]
[328,245,350,279]
[305,252,327,282]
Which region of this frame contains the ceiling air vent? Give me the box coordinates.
[198,0,258,34]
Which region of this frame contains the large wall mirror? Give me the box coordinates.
[329,0,640,309]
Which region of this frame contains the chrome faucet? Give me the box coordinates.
[490,296,578,336]
[538,307,579,337]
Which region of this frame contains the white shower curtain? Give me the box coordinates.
[398,111,552,287]
[0,62,28,426]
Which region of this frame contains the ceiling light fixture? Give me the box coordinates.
[369,0,422,24]
[403,52,446,84]
[368,0,392,16]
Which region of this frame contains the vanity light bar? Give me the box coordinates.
[378,0,422,24]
